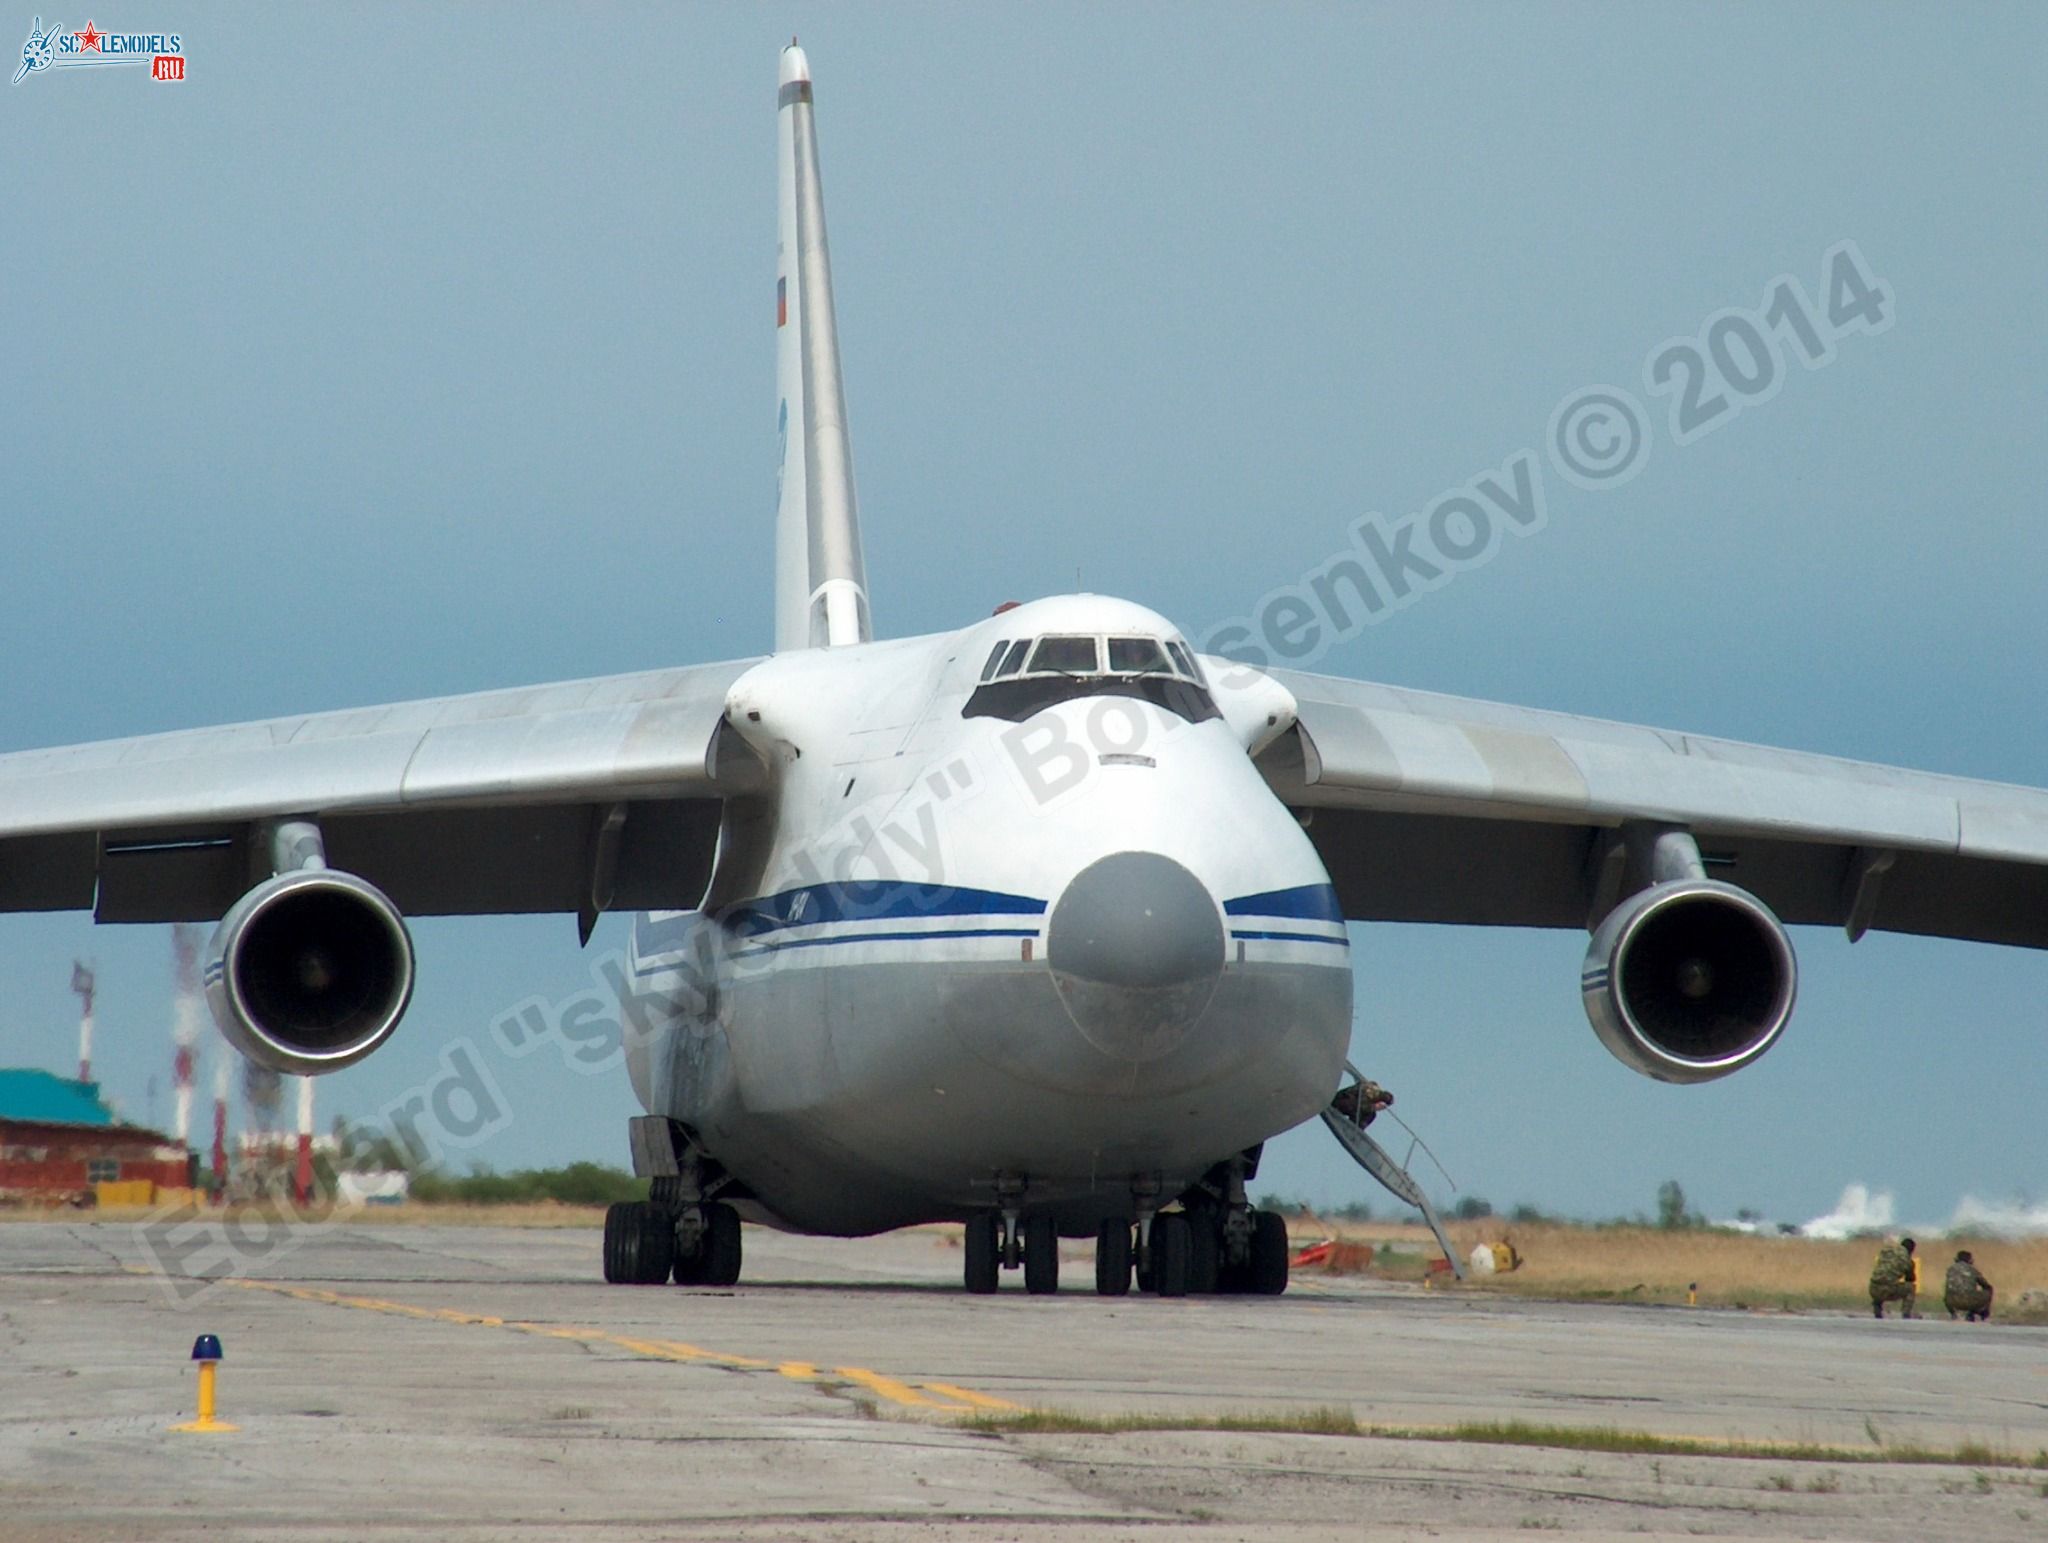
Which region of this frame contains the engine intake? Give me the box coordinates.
[1581,880,1796,1084]
[204,869,415,1076]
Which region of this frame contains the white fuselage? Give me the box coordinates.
[625,595,1352,1235]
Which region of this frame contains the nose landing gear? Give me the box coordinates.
[963,1160,1290,1298]
[1094,1216,1132,1295]
[1081,1158,1289,1299]
[965,1175,1062,1294]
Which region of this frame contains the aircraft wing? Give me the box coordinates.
[0,659,762,923]
[1258,666,2048,949]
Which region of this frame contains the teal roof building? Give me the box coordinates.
[0,1069,117,1127]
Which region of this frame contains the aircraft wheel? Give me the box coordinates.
[698,1202,743,1287]
[604,1201,674,1285]
[1187,1215,1220,1295]
[1151,1213,1191,1298]
[1095,1219,1132,1296]
[602,1201,636,1282]
[671,1243,705,1286]
[1247,1209,1290,1296]
[964,1213,1000,1294]
[1213,1251,1247,1295]
[1022,1215,1059,1295]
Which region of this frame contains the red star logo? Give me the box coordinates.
[76,22,102,52]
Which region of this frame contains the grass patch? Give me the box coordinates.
[1290,1216,2048,1317]
[963,1405,1363,1438]
[960,1407,2048,1471]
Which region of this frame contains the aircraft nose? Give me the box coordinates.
[1046,852,1224,1062]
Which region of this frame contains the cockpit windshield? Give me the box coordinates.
[1106,636,1168,674]
[963,630,1217,724]
[1028,635,1101,675]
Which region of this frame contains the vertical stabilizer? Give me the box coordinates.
[775,43,871,651]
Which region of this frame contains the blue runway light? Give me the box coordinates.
[190,1334,222,1362]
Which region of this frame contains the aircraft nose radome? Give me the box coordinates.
[1046,853,1224,1063]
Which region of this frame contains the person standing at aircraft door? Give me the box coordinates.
[1330,1079,1393,1128]
[1869,1236,1918,1319]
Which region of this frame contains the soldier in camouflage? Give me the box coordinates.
[1943,1250,1993,1321]
[1868,1236,1917,1319]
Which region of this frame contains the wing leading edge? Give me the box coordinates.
[0,658,763,922]
[1260,666,2048,950]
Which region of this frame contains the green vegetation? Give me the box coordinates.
[958,1408,2048,1472]
[1656,1179,1705,1230]
[407,1163,644,1207]
[323,1118,644,1206]
[962,1405,1362,1438]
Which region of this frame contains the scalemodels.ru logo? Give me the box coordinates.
[14,16,184,83]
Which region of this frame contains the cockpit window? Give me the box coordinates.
[1028,635,1100,675]
[1107,636,1169,674]
[963,629,1220,726]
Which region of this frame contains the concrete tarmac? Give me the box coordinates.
[1,1219,2043,1541]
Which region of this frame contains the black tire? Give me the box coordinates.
[1151,1213,1191,1298]
[1247,1209,1289,1296]
[1095,1219,1132,1296]
[699,1202,742,1287]
[604,1201,674,1285]
[964,1213,1000,1294]
[1023,1215,1059,1295]
[603,1201,638,1283]
[638,1205,677,1283]
[1187,1215,1221,1295]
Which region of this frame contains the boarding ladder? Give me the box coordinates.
[1318,1059,1466,1281]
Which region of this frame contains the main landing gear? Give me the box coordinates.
[603,1197,744,1286]
[604,1138,746,1287]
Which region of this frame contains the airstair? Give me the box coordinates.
[1318,1059,1466,1281]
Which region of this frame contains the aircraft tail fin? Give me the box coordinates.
[774,43,871,651]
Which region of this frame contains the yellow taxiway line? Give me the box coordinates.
[220,1278,1018,1413]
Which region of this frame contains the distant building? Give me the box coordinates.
[0,1069,192,1204]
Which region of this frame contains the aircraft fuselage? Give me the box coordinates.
[625,595,1353,1235]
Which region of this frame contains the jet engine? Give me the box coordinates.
[204,868,415,1076]
[1580,880,1796,1084]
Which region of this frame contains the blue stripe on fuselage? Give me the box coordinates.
[1229,928,1350,946]
[635,881,1050,959]
[1222,883,1343,923]
[725,880,1047,937]
[730,925,1040,959]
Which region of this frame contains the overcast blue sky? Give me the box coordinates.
[4,5,2043,1228]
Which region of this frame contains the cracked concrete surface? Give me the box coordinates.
[1,1220,2042,1540]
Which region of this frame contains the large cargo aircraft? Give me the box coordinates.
[5,46,2045,1297]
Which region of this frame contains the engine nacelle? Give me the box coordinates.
[204,869,415,1076]
[1581,880,1796,1084]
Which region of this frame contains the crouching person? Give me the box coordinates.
[1944,1250,1993,1322]
[1869,1236,1918,1319]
